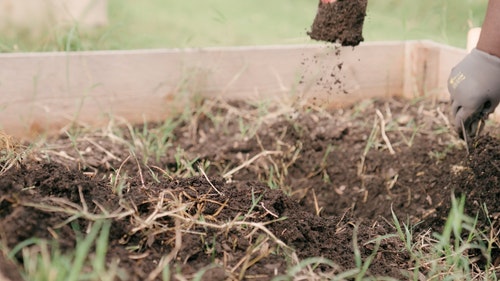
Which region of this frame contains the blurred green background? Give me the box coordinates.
[0,0,488,52]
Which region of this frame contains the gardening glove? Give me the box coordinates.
[448,48,500,139]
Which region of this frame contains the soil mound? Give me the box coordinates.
[1,98,499,280]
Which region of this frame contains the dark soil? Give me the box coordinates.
[1,98,499,280]
[308,0,368,46]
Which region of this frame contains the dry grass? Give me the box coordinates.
[0,131,25,175]
[3,97,500,280]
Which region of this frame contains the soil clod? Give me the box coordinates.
[308,0,368,46]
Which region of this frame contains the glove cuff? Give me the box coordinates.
[471,48,500,69]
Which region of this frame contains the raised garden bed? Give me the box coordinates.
[1,42,499,280]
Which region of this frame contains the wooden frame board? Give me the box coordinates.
[0,41,478,139]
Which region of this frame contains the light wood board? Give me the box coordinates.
[0,41,471,138]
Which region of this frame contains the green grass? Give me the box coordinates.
[0,0,489,52]
[7,220,123,281]
[3,98,499,280]
[0,2,496,277]
[391,195,497,280]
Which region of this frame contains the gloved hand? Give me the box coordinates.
[448,48,500,139]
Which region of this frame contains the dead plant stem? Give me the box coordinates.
[198,163,223,196]
[376,109,395,155]
[223,150,282,179]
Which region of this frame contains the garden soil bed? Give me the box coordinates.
[1,97,499,280]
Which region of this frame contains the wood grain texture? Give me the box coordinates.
[0,41,471,138]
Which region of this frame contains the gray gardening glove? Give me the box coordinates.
[448,48,500,139]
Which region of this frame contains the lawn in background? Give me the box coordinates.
[0,0,489,51]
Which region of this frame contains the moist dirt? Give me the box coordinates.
[308,0,368,46]
[1,98,500,280]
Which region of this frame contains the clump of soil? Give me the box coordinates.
[1,98,499,280]
[426,135,500,229]
[308,0,368,46]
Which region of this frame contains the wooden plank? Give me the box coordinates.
[467,28,481,52]
[426,41,468,101]
[4,40,495,139]
[0,42,406,138]
[403,41,465,100]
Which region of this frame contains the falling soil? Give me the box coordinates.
[1,98,500,280]
[308,0,368,46]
